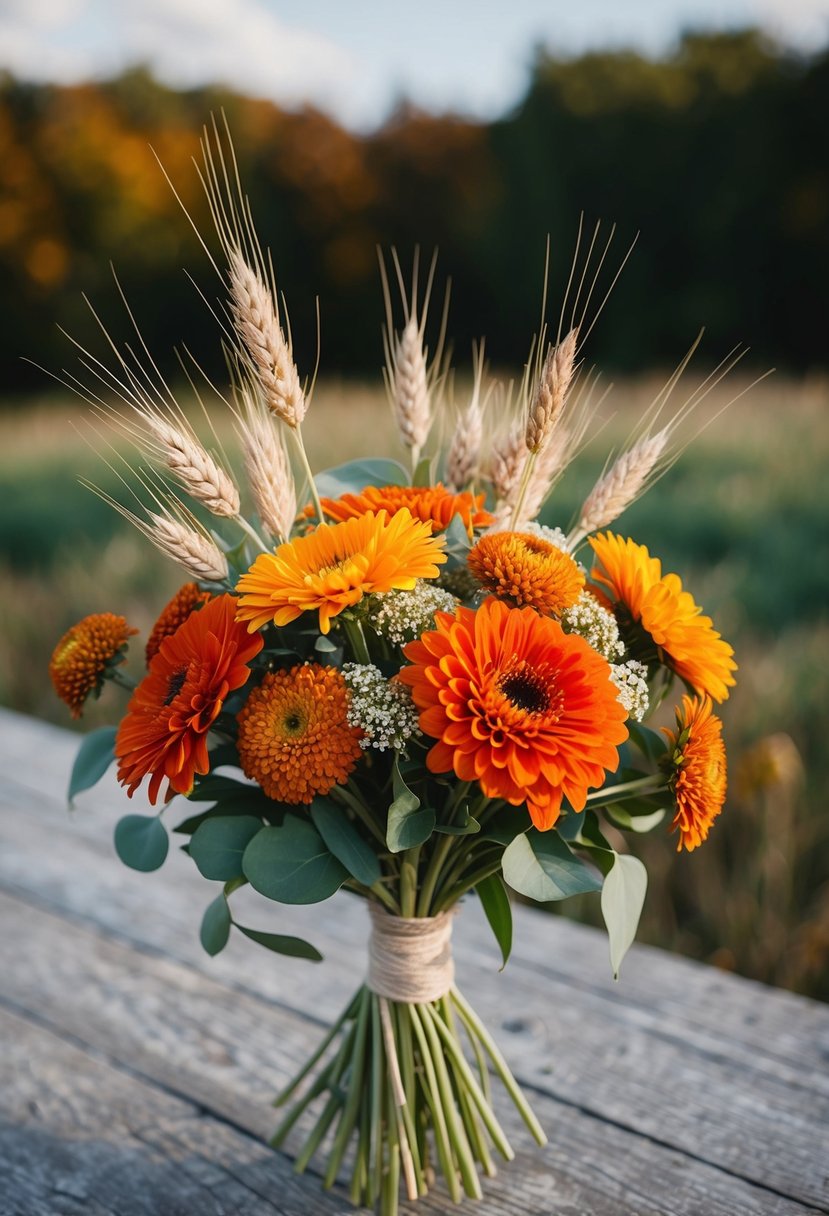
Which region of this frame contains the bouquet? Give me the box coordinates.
[49,129,736,1215]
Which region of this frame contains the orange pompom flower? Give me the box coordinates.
[145,583,213,664]
[235,508,446,635]
[320,483,493,537]
[468,531,585,617]
[236,662,363,803]
[589,532,737,702]
[50,613,137,718]
[663,694,727,851]
[116,594,263,804]
[399,596,628,831]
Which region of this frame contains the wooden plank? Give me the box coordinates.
[2,707,827,1086]
[0,892,822,1216]
[2,709,829,1208]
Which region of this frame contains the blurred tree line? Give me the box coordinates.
[1,28,826,393]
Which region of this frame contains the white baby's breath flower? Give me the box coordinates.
[610,660,650,721]
[368,581,458,647]
[342,663,421,753]
[521,520,570,553]
[561,591,625,663]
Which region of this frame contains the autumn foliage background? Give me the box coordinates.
[1,29,828,997]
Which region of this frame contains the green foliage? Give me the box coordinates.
[502,830,603,902]
[601,854,649,979]
[315,458,410,500]
[200,893,232,956]
[387,760,435,853]
[67,726,117,807]
[476,873,513,969]
[189,815,263,881]
[242,818,349,904]
[310,797,381,888]
[113,814,169,872]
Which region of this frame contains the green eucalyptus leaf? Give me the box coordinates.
[189,815,263,880]
[601,853,648,979]
[476,873,512,969]
[434,816,481,836]
[387,758,434,852]
[502,829,602,902]
[604,803,667,833]
[627,721,669,764]
[114,814,169,872]
[412,455,436,487]
[480,805,533,845]
[68,726,117,807]
[315,457,409,500]
[310,798,381,887]
[235,924,323,961]
[242,818,348,904]
[200,894,231,956]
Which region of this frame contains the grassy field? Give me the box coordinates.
[2,374,828,998]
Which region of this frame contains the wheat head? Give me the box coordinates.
[525,328,578,454]
[146,415,239,518]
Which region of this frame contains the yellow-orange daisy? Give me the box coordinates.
[468,531,585,616]
[235,508,446,635]
[320,483,493,536]
[50,613,137,719]
[663,694,727,852]
[116,594,263,804]
[589,532,737,703]
[236,663,363,803]
[399,596,628,831]
[145,583,213,664]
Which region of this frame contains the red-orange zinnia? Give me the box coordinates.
[116,594,263,804]
[663,694,727,852]
[320,483,493,536]
[399,596,628,831]
[589,532,737,702]
[145,582,213,664]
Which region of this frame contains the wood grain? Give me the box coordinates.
[1,707,828,1214]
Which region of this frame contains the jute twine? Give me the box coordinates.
[367,904,456,1004]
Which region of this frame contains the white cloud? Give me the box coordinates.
[0,0,376,125]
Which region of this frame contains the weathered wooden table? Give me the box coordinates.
[1,706,827,1215]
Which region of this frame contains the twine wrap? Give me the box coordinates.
[367,905,455,1004]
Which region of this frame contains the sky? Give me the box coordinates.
[1,0,827,129]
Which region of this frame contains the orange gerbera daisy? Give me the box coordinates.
[235,508,446,635]
[145,583,213,664]
[468,531,584,616]
[50,613,137,718]
[589,532,736,702]
[399,596,628,830]
[116,594,263,804]
[320,483,493,537]
[236,663,363,803]
[663,695,727,851]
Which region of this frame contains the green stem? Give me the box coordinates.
[272,990,358,1107]
[408,1003,461,1203]
[399,846,420,917]
[292,423,324,524]
[330,783,387,847]
[416,1003,482,1199]
[434,855,504,914]
[235,512,270,553]
[417,831,457,917]
[451,987,547,1146]
[369,996,385,1204]
[339,615,372,666]
[508,448,538,530]
[320,987,372,1183]
[109,668,137,692]
[586,774,668,802]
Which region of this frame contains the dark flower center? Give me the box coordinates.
[164,667,188,705]
[499,662,553,715]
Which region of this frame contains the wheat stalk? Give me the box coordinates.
[228,250,306,429]
[570,428,670,546]
[391,316,431,457]
[144,415,239,517]
[445,343,486,491]
[147,512,230,582]
[236,386,296,543]
[525,328,578,454]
